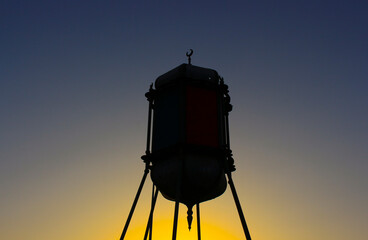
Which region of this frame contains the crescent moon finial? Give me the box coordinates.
[186,49,193,64]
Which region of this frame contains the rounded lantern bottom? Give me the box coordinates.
[150,152,227,207]
[151,152,227,229]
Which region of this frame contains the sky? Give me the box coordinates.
[1,0,367,239]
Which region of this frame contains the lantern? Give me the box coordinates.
[149,63,228,220]
[119,51,252,240]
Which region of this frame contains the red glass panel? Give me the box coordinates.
[186,85,219,147]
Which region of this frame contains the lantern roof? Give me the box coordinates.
[155,63,219,88]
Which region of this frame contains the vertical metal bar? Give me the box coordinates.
[196,203,201,240]
[143,185,159,240]
[226,173,252,240]
[225,114,230,149]
[146,96,153,154]
[120,169,149,240]
[172,200,180,240]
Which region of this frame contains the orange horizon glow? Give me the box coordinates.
[119,217,243,240]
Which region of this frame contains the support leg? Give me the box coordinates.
[172,155,185,240]
[226,173,252,240]
[149,185,155,240]
[144,185,159,240]
[172,200,180,240]
[149,185,156,240]
[196,203,201,240]
[120,169,149,240]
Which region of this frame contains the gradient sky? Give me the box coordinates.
[1,1,367,239]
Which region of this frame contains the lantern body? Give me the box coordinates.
[150,64,227,207]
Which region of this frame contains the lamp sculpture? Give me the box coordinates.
[119,50,252,240]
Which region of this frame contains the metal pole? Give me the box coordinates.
[172,200,180,240]
[145,85,154,155]
[196,203,201,240]
[172,159,184,240]
[149,185,155,240]
[225,114,230,148]
[221,77,250,239]
[143,185,159,240]
[226,173,252,240]
[171,152,185,240]
[120,168,149,240]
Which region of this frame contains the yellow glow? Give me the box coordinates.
[123,217,242,240]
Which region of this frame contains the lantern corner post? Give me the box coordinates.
[119,84,156,240]
[144,83,156,157]
[220,77,252,240]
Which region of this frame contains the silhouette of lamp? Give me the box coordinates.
[119,50,252,240]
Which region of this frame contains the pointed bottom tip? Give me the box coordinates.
[187,206,193,232]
